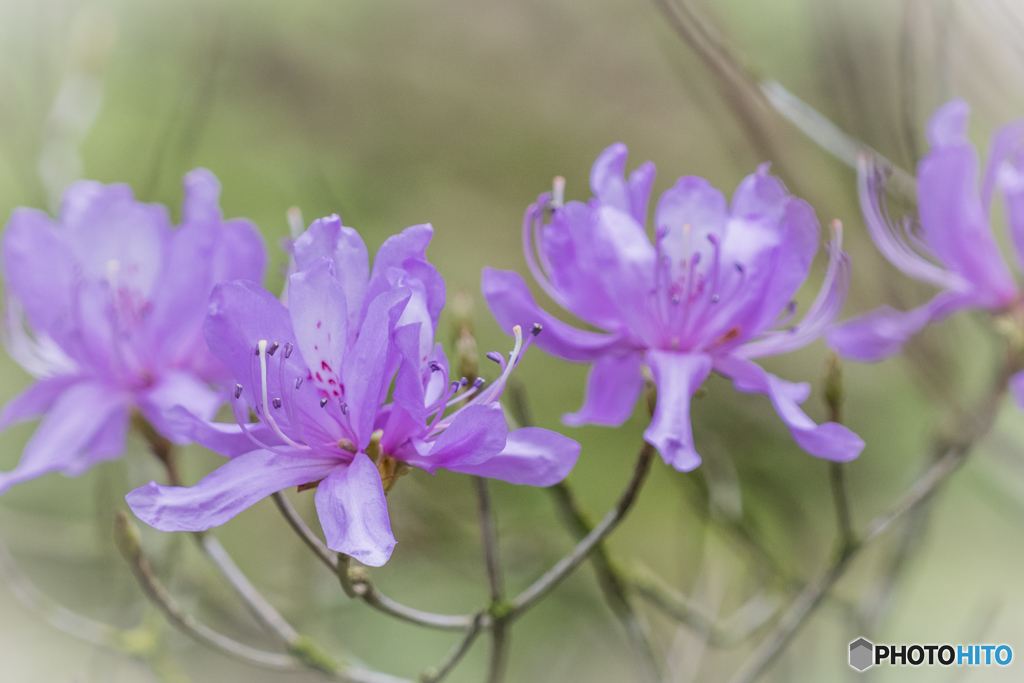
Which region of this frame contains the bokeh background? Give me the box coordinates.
[2,0,1024,681]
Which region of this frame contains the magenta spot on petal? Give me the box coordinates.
[317,321,322,328]
[321,360,332,371]
[316,372,322,381]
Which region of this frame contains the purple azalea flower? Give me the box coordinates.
[828,100,1024,390]
[127,216,579,566]
[0,170,266,494]
[482,143,864,471]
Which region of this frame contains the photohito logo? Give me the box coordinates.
[848,638,1012,672]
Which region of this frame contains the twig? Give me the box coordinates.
[824,355,857,554]
[547,481,661,679]
[628,563,781,648]
[272,490,477,631]
[475,477,509,683]
[139,434,308,649]
[114,512,410,683]
[335,552,478,632]
[272,491,338,571]
[0,538,147,651]
[726,551,855,683]
[507,379,659,677]
[476,478,504,604]
[727,350,1018,683]
[828,464,857,552]
[653,0,918,202]
[419,613,486,683]
[197,533,300,645]
[509,442,656,619]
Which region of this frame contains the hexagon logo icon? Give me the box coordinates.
[849,638,874,671]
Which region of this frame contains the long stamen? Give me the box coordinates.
[230,394,280,452]
[429,326,527,435]
[257,340,309,451]
[444,378,485,407]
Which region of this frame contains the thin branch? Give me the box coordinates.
[476,477,509,683]
[197,533,300,645]
[654,0,918,201]
[0,539,140,650]
[508,379,659,677]
[475,478,504,604]
[272,490,477,632]
[509,442,656,619]
[824,355,857,554]
[114,512,411,683]
[547,481,661,679]
[140,434,306,649]
[628,563,781,648]
[335,552,477,632]
[726,551,854,683]
[272,491,337,571]
[727,349,1019,683]
[828,463,857,552]
[420,613,486,683]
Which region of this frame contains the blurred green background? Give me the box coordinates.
[2,0,1024,681]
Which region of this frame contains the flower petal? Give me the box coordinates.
[481,268,629,362]
[127,449,339,532]
[0,382,128,495]
[403,403,507,474]
[363,224,436,323]
[160,406,283,458]
[738,222,850,359]
[643,350,713,471]
[293,215,369,337]
[443,427,580,486]
[590,143,633,215]
[2,208,79,351]
[0,375,81,433]
[826,290,973,362]
[289,257,348,398]
[628,161,657,227]
[64,408,130,476]
[1009,370,1024,411]
[204,280,298,406]
[715,355,864,462]
[917,101,1016,303]
[591,206,660,344]
[136,370,223,443]
[562,352,643,427]
[994,128,1024,269]
[538,201,624,331]
[60,180,171,297]
[857,154,966,291]
[315,453,395,566]
[342,289,411,448]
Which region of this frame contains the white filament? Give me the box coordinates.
[258,339,309,451]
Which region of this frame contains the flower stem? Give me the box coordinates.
[114,512,411,683]
[509,441,656,619]
[419,613,486,683]
[727,349,1018,683]
[547,480,661,680]
[475,476,509,683]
